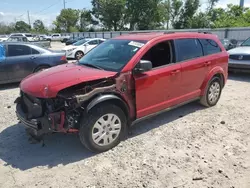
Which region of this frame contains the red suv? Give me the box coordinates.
[15,32,228,152]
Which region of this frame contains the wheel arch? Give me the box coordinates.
[86,94,130,121]
[33,64,51,72]
[201,67,226,95]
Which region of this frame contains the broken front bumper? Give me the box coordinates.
[15,97,51,136]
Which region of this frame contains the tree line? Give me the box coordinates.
[1,0,250,34]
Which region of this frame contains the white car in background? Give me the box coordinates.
[9,33,34,41]
[64,38,106,60]
[0,35,9,42]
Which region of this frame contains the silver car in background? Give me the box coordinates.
[228,37,250,72]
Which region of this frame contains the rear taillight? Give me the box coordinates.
[60,55,67,61]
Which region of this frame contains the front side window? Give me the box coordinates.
[78,39,146,72]
[73,39,89,46]
[7,45,31,57]
[141,40,173,69]
[175,39,203,62]
[200,39,221,55]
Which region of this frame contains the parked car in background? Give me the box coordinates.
[39,34,49,41]
[5,36,51,49]
[65,37,85,46]
[0,43,67,84]
[64,38,106,60]
[228,37,250,72]
[0,35,8,42]
[44,33,70,42]
[9,33,34,41]
[15,32,228,152]
[220,38,238,51]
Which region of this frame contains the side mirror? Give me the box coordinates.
[84,43,89,46]
[134,60,152,74]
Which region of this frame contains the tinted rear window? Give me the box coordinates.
[175,39,203,62]
[199,39,221,55]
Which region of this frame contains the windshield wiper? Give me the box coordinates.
[80,63,104,70]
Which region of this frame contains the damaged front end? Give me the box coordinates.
[15,79,116,138]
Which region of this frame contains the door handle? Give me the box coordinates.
[170,70,180,75]
[30,56,36,60]
[204,61,211,66]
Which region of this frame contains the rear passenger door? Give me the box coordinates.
[86,40,99,52]
[5,44,34,81]
[174,38,207,101]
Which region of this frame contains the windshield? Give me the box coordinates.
[78,39,146,72]
[241,38,250,46]
[73,39,89,46]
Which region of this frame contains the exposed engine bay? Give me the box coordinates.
[16,78,117,136]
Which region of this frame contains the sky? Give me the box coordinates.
[0,0,249,28]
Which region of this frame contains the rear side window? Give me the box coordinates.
[199,39,221,55]
[8,45,31,57]
[99,40,104,44]
[31,48,40,54]
[175,39,203,62]
[89,40,98,45]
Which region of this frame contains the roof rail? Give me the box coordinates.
[198,31,212,34]
[128,31,157,34]
[164,31,175,34]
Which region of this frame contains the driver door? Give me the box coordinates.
[133,40,182,118]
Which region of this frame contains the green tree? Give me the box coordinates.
[79,9,97,31]
[169,0,183,29]
[126,0,163,30]
[212,5,250,28]
[92,0,126,31]
[33,19,45,32]
[160,0,171,29]
[190,12,211,28]
[15,21,31,32]
[0,22,15,34]
[54,8,79,32]
[173,0,200,29]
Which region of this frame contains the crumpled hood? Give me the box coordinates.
[20,63,117,98]
[228,46,250,55]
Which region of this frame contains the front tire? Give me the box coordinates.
[200,77,222,107]
[79,104,127,152]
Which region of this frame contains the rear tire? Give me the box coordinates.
[79,104,127,152]
[200,77,222,107]
[75,51,84,60]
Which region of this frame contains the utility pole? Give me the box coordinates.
[240,0,244,7]
[27,11,31,27]
[167,0,170,30]
[63,0,66,9]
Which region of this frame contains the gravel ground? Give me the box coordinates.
[0,44,249,188]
